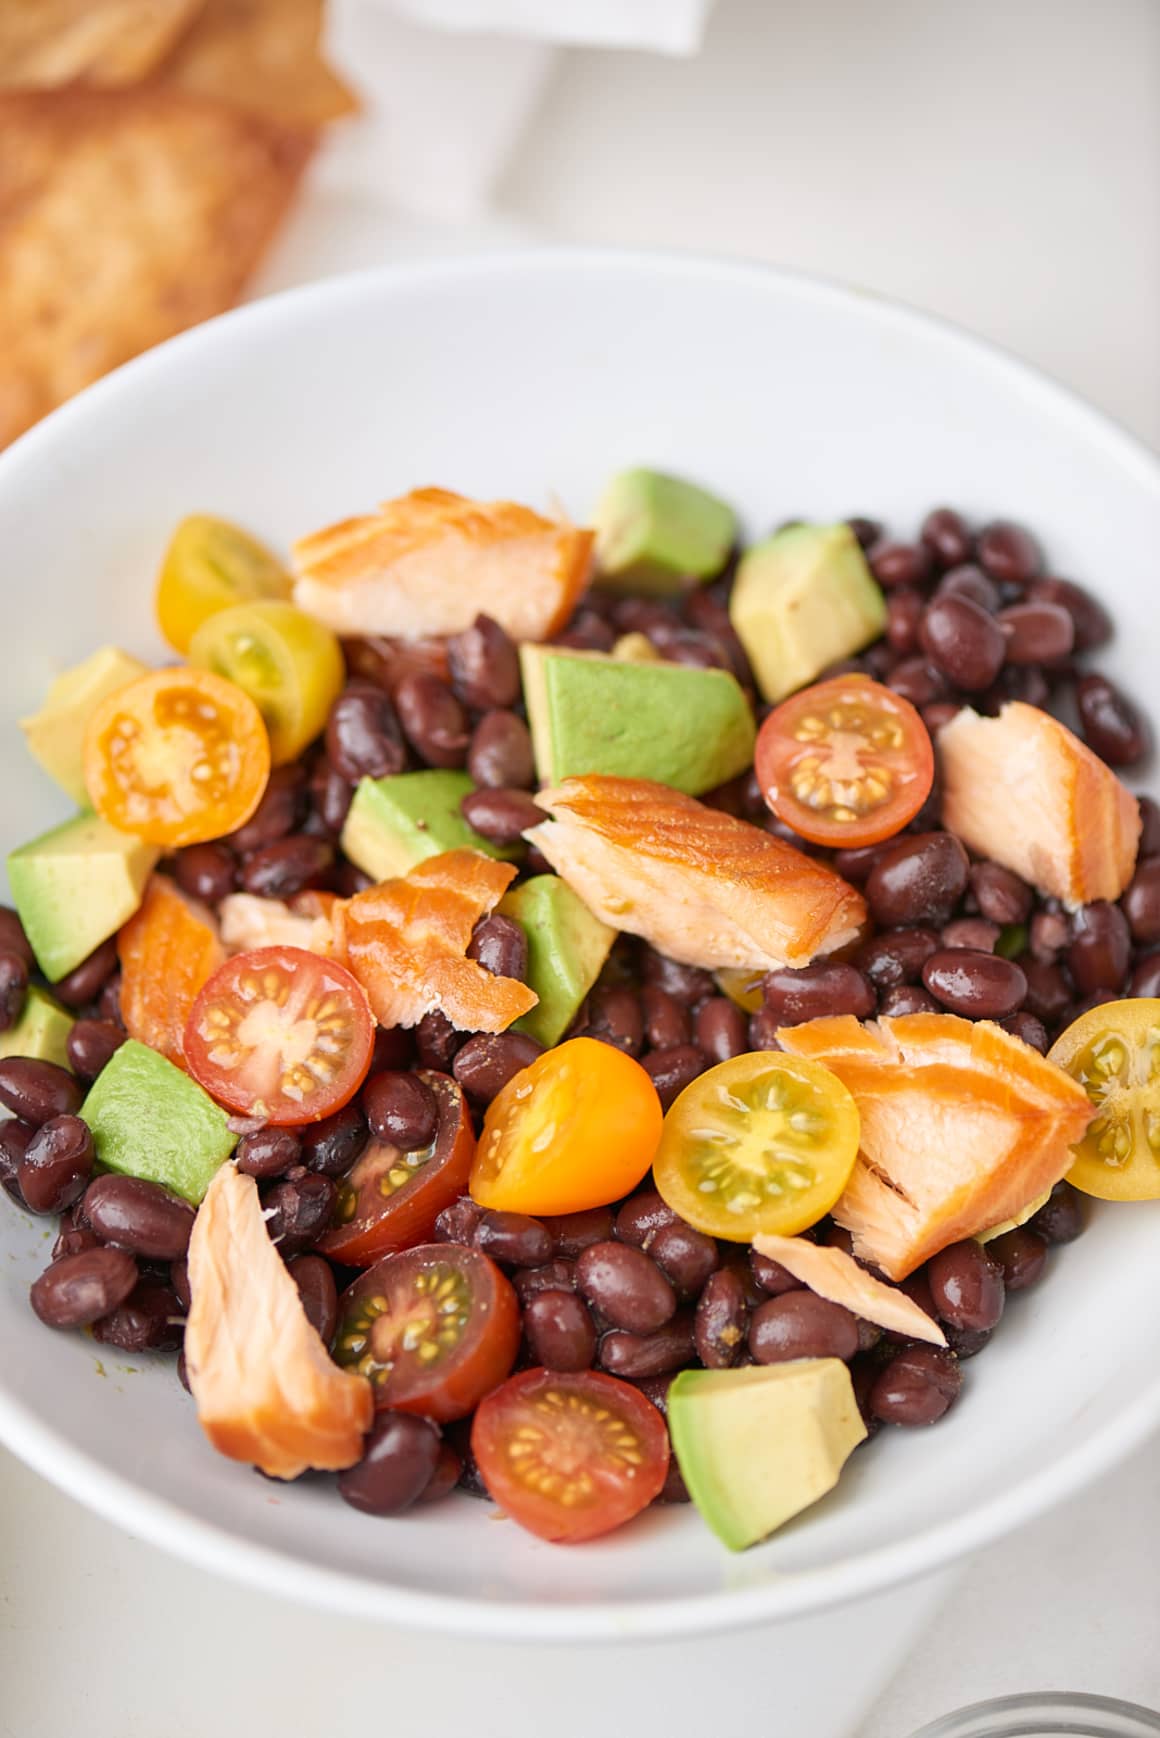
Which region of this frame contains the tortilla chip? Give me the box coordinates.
[0,0,205,90]
[161,0,357,128]
[0,89,314,449]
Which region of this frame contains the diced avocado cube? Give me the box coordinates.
[593,468,736,595]
[20,646,149,806]
[81,1039,235,1204]
[729,523,887,703]
[521,645,755,797]
[501,875,616,1048]
[668,1361,866,1551]
[7,812,159,982]
[0,987,74,1070]
[340,771,520,883]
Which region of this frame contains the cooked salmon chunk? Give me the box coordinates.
[751,1233,946,1345]
[292,488,592,643]
[777,1013,1094,1279]
[526,775,866,972]
[219,891,337,957]
[185,1164,372,1479]
[938,701,1141,907]
[118,875,224,1067]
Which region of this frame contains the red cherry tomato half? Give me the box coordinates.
[755,674,934,848]
[318,1072,475,1267]
[471,1368,670,1543]
[184,945,374,1126]
[334,1243,520,1422]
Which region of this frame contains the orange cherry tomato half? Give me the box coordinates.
[184,945,374,1125]
[470,1037,663,1216]
[755,674,934,849]
[84,667,271,848]
[318,1072,476,1266]
[334,1243,520,1422]
[471,1368,670,1543]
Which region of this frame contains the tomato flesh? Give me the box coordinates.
[156,514,290,655]
[471,1037,663,1215]
[756,674,934,848]
[652,1051,861,1240]
[184,945,374,1125]
[1049,998,1160,1200]
[318,1072,475,1266]
[335,1243,520,1422]
[188,599,344,767]
[471,1369,670,1543]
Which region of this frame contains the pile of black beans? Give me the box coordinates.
[2,501,1147,1514]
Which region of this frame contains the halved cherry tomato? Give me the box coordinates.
[118,875,224,1067]
[653,1051,861,1241]
[318,1072,475,1266]
[470,1037,663,1215]
[188,600,344,766]
[184,945,374,1125]
[84,668,270,847]
[1049,998,1160,1200]
[471,1368,669,1543]
[156,514,290,655]
[334,1243,519,1421]
[756,674,934,848]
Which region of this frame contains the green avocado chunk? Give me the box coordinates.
[729,523,887,703]
[19,646,149,806]
[7,811,160,982]
[340,770,519,882]
[81,1039,235,1204]
[0,987,74,1070]
[520,645,755,796]
[668,1361,867,1551]
[593,468,736,595]
[501,875,616,1048]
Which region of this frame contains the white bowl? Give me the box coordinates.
[0,251,1157,1640]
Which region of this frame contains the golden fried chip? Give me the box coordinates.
[161,0,357,128]
[0,0,205,89]
[0,89,314,449]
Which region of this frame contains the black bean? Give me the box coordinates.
[927,1240,1005,1331]
[941,917,1000,953]
[977,521,1041,588]
[749,1292,859,1363]
[879,985,938,1016]
[1000,1010,1049,1052]
[19,1115,94,1215]
[0,1117,32,1206]
[338,1412,442,1516]
[749,1249,804,1295]
[473,1209,553,1267]
[833,843,887,883]
[576,1241,676,1334]
[581,985,643,1056]
[923,701,962,735]
[1068,901,1131,993]
[325,683,406,783]
[1029,910,1070,962]
[465,916,529,990]
[868,540,932,589]
[226,765,306,855]
[1019,958,1072,1026]
[936,564,1001,613]
[922,949,1026,1019]
[647,1221,719,1298]
[512,1258,577,1303]
[632,1372,676,1416]
[1029,1180,1086,1245]
[641,1044,703,1109]
[174,841,237,904]
[870,1345,962,1426]
[84,1173,195,1259]
[542,1207,615,1258]
[942,1323,991,1360]
[30,1246,138,1329]
[414,1009,465,1072]
[885,587,924,657]
[694,1267,748,1367]
[969,861,1032,926]
[1139,797,1160,858]
[308,756,354,837]
[169,1255,191,1313]
[0,951,28,1031]
[395,673,470,769]
[919,595,1007,691]
[866,832,970,929]
[418,1441,463,1505]
[640,949,715,1004]
[51,939,119,1009]
[760,961,876,1028]
[855,928,939,990]
[263,1171,337,1256]
[997,601,1074,665]
[364,1071,438,1149]
[434,1196,484,1244]
[990,1226,1048,1292]
[693,996,748,1062]
[920,507,973,569]
[54,1204,99,1261]
[1027,577,1111,651]
[98,975,124,1026]
[524,1290,597,1371]
[1129,952,1160,997]
[239,834,333,900]
[599,1311,696,1378]
[888,658,948,708]
[639,986,690,1052]
[287,1254,338,1345]
[614,1191,678,1247]
[65,1018,124,1083]
[0,1057,82,1125]
[1122,857,1160,946]
[453,1031,544,1105]
[1076,674,1149,767]
[0,907,34,969]
[299,1103,368,1177]
[461,787,542,847]
[235,1126,302,1179]
[446,614,521,710]
[91,1280,182,1352]
[467,711,534,790]
[682,590,755,687]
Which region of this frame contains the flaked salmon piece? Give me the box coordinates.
[777,1013,1094,1279]
[938,702,1140,907]
[751,1233,946,1346]
[118,875,225,1067]
[334,848,539,1032]
[185,1163,372,1480]
[526,775,866,972]
[219,891,337,957]
[291,488,593,643]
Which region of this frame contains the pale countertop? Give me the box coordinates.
[3,1,1160,1733]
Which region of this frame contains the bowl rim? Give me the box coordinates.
[1,246,1158,1641]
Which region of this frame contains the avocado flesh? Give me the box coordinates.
[593,468,735,595]
[729,523,887,703]
[81,1039,235,1204]
[500,875,616,1048]
[340,770,518,882]
[520,644,755,797]
[0,987,74,1070]
[668,1361,867,1551]
[20,646,149,806]
[7,811,160,981]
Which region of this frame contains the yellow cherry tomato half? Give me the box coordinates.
[653,1051,861,1240]
[84,668,271,847]
[1049,998,1160,1200]
[188,600,345,766]
[471,1037,663,1215]
[156,514,291,654]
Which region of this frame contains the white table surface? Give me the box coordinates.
[3,1,1160,1731]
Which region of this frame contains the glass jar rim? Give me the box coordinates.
[910,1693,1160,1738]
